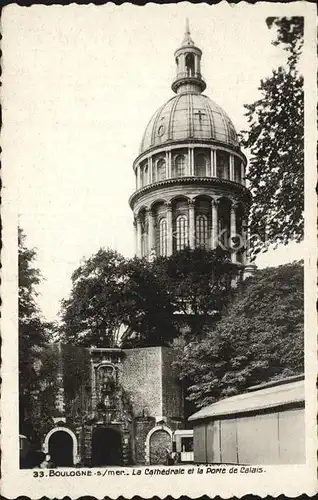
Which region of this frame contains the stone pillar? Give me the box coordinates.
[136,216,142,257]
[187,148,192,176]
[212,149,217,177]
[194,54,199,75]
[188,200,195,249]
[166,151,169,179]
[133,219,137,256]
[147,209,155,254]
[166,202,173,255]
[167,150,172,178]
[148,157,153,184]
[191,148,195,175]
[230,202,237,263]
[230,155,234,181]
[210,149,214,177]
[211,199,218,249]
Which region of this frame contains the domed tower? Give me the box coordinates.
[129,21,251,267]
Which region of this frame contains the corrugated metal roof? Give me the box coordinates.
[188,379,304,421]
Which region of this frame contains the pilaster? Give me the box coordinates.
[230,202,238,263]
[211,199,219,249]
[166,202,173,255]
[188,200,195,249]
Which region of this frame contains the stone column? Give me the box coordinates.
[188,200,195,249]
[136,216,142,257]
[148,157,153,184]
[133,219,137,255]
[166,202,173,255]
[168,149,172,179]
[212,150,217,177]
[194,54,199,75]
[230,202,237,263]
[229,155,234,181]
[187,148,192,176]
[191,148,195,175]
[211,199,218,249]
[147,209,155,254]
[210,149,214,177]
[166,151,169,179]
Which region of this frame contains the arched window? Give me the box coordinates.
[176,215,188,251]
[175,155,186,178]
[194,154,207,177]
[159,218,167,256]
[216,152,230,180]
[195,214,208,248]
[185,53,195,77]
[157,159,166,181]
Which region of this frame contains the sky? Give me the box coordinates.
[3,2,307,322]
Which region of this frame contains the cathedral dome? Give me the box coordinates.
[140,93,239,154]
[130,21,250,265]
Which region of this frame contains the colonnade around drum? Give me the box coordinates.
[134,146,246,190]
[134,195,247,263]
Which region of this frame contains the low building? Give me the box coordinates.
[189,375,305,465]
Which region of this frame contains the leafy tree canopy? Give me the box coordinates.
[174,261,304,409]
[60,247,237,348]
[19,228,53,439]
[241,17,304,256]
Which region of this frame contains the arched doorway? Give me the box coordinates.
[48,430,74,467]
[149,428,172,465]
[91,427,122,466]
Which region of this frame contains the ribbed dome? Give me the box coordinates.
[140,93,239,154]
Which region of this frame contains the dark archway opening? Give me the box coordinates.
[48,431,74,467]
[91,427,122,467]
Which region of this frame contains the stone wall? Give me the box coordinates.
[161,347,184,420]
[133,418,155,464]
[120,347,163,417]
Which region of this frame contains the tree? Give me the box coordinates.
[241,17,304,256]
[120,257,177,347]
[61,247,237,348]
[175,262,304,409]
[60,249,128,347]
[152,247,238,338]
[19,228,51,441]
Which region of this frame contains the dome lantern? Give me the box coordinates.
[172,19,206,95]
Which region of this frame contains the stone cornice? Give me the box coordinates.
[129,176,251,208]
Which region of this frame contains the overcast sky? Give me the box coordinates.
[3,2,307,322]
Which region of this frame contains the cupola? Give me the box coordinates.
[172,19,206,94]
